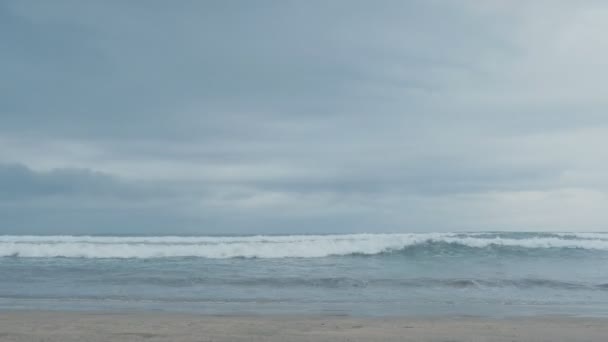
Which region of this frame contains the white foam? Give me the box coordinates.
[0,233,607,259]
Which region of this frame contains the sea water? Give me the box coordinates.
[2,232,608,317]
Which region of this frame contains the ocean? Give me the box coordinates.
[2,232,608,317]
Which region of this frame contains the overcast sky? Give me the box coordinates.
[1,0,608,235]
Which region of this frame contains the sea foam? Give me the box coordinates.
[1,233,608,259]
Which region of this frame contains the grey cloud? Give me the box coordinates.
[0,163,205,234]
[0,0,510,139]
[253,160,563,196]
[0,163,151,200]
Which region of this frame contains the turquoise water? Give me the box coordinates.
[2,232,608,316]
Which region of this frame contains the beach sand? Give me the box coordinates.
[1,311,608,342]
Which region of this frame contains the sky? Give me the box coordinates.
[1,0,608,235]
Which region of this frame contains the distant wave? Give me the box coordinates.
[1,233,608,259]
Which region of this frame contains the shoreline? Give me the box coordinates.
[2,310,608,341]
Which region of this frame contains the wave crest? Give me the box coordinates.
[1,233,608,259]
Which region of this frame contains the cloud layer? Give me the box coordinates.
[2,1,608,234]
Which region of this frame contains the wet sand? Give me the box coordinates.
[1,311,607,341]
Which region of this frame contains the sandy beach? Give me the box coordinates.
[1,311,607,342]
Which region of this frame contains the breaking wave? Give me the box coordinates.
[1,233,608,259]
